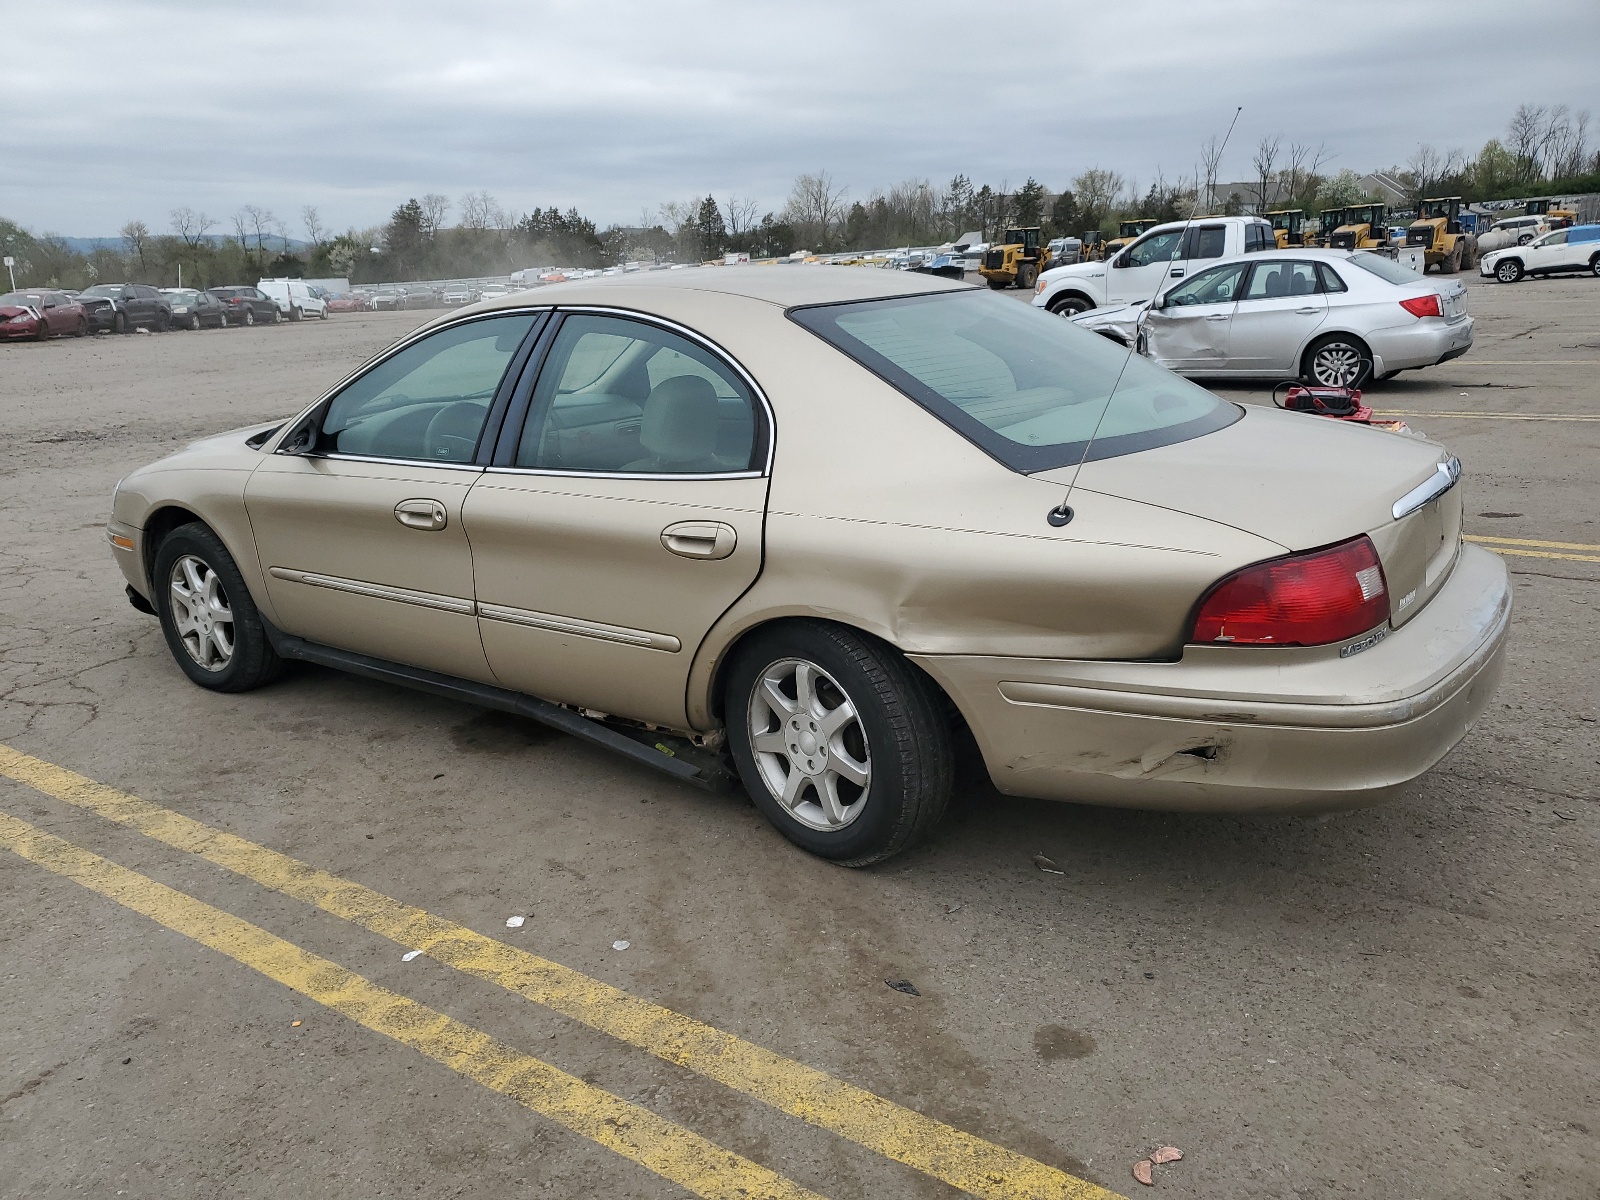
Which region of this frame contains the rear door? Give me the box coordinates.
[1226,260,1328,375]
[464,310,770,729]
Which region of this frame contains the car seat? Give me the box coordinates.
[623,376,726,473]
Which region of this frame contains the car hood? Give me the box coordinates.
[1040,260,1104,283]
[0,304,39,319]
[1071,302,1145,332]
[1034,403,1448,552]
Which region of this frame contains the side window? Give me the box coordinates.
[1185,225,1228,260]
[1243,225,1265,253]
[1315,263,1348,293]
[516,314,758,475]
[1121,229,1185,267]
[1242,261,1319,300]
[1539,230,1568,247]
[321,313,537,462]
[1163,261,1247,306]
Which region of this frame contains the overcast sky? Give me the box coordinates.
[7,0,1598,238]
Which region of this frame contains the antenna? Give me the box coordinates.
[1048,106,1243,528]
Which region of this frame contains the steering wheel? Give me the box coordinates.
[423,401,485,462]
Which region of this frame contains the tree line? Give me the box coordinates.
[3,100,1595,292]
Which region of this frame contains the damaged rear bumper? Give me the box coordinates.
[911,543,1511,813]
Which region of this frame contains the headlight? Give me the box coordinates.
[1035,277,1047,295]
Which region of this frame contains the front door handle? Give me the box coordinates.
[1294,306,1319,315]
[661,521,737,560]
[394,498,447,531]
[1169,268,1185,277]
[1205,313,1229,321]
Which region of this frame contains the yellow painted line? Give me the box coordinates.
[1467,534,1600,552]
[0,810,827,1200]
[1440,360,1597,366]
[1373,410,1600,421]
[0,746,1123,1200]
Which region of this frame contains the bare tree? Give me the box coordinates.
[120,220,150,267]
[458,190,498,232]
[1280,141,1329,208]
[1507,103,1546,182]
[301,205,326,247]
[1198,135,1227,209]
[419,193,451,237]
[169,208,215,250]
[1250,134,1281,214]
[1071,168,1125,231]
[231,208,252,248]
[781,171,848,248]
[720,194,759,237]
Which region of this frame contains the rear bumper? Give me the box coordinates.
[912,543,1511,812]
[1368,315,1474,374]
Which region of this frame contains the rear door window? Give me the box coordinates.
[1186,225,1228,260]
[1242,261,1320,299]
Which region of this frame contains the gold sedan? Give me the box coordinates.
[108,268,1511,865]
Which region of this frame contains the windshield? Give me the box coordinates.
[81,285,121,297]
[0,292,47,306]
[790,292,1238,471]
[1348,252,1425,285]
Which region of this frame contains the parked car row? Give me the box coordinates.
[2,279,364,342]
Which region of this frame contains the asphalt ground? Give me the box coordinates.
[0,275,1595,1199]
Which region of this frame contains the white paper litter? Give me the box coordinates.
[612,939,631,951]
[506,916,525,928]
[402,950,422,961]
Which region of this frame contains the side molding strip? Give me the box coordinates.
[268,568,475,615]
[477,603,681,652]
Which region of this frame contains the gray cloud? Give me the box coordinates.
[5,0,1597,235]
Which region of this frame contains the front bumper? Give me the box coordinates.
[911,543,1511,812]
[1369,314,1474,374]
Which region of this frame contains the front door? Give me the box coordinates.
[245,311,541,680]
[465,312,769,730]
[1105,226,1187,304]
[1226,260,1329,375]
[1142,259,1248,374]
[1526,230,1571,272]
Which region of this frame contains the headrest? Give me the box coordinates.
[640,375,720,462]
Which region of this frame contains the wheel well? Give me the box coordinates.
[1047,291,1094,313]
[706,616,965,731]
[140,505,205,585]
[1093,329,1129,347]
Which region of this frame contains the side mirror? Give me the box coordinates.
[277,415,321,456]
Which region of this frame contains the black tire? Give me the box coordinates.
[34,315,50,341]
[319,305,329,320]
[1302,333,1370,388]
[1016,263,1037,290]
[114,310,128,334]
[1495,258,1524,284]
[152,522,284,693]
[290,306,303,322]
[986,278,1007,290]
[270,307,280,324]
[1516,233,1533,245]
[75,316,88,338]
[155,310,170,332]
[1047,293,1093,317]
[242,307,255,326]
[1460,236,1478,271]
[188,312,201,331]
[725,621,953,866]
[1590,254,1600,278]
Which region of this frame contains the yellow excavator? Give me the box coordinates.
[1405,197,1478,273]
[1266,209,1309,248]
[979,227,1052,289]
[1326,203,1390,251]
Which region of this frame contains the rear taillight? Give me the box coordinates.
[1399,294,1442,318]
[1190,536,1389,647]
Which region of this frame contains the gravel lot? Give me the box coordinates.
[1,275,1596,1199]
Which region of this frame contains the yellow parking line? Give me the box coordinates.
[1442,360,1598,366]
[0,810,828,1200]
[1372,410,1600,421]
[1467,534,1600,552]
[0,746,1124,1200]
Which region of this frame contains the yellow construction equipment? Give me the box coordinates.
[1326,204,1389,251]
[1101,218,1160,260]
[978,227,1051,289]
[1405,197,1478,273]
[1267,209,1309,248]
[1525,198,1578,230]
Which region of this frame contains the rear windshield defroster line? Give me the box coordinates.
[788,291,1240,473]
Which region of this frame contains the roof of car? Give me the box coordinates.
[478,264,972,310]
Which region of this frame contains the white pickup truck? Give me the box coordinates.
[1033,216,1276,316]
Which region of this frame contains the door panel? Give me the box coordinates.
[1227,261,1328,374]
[1106,227,1187,304]
[245,456,493,680]
[1146,303,1235,372]
[465,474,767,727]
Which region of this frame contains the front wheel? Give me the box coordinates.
[1303,334,1369,388]
[188,313,201,331]
[1590,255,1600,278]
[155,311,170,332]
[153,523,284,693]
[75,316,88,337]
[1496,259,1524,283]
[1015,263,1037,290]
[986,277,1007,290]
[1047,294,1092,317]
[114,310,128,334]
[725,621,952,866]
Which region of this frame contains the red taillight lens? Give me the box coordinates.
[1399,294,1442,318]
[1190,536,1389,647]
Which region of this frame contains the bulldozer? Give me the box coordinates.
[979,226,1051,289]
[1326,203,1390,251]
[1266,209,1309,248]
[1405,197,1478,273]
[1101,218,1160,260]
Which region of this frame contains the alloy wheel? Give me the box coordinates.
[168,554,234,671]
[1311,342,1363,387]
[747,657,872,832]
[1496,260,1521,283]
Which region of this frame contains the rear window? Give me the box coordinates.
[790,291,1239,472]
[1347,252,1424,285]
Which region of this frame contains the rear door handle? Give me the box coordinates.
[1169,268,1185,277]
[661,521,737,560]
[1295,306,1319,314]
[394,498,447,531]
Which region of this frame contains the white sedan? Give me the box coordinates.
[1071,248,1473,386]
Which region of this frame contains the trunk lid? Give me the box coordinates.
[1038,404,1462,627]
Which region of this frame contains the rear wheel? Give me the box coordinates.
[1495,258,1524,283]
[725,621,952,866]
[242,307,255,326]
[1303,334,1369,388]
[290,306,303,322]
[153,523,284,693]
